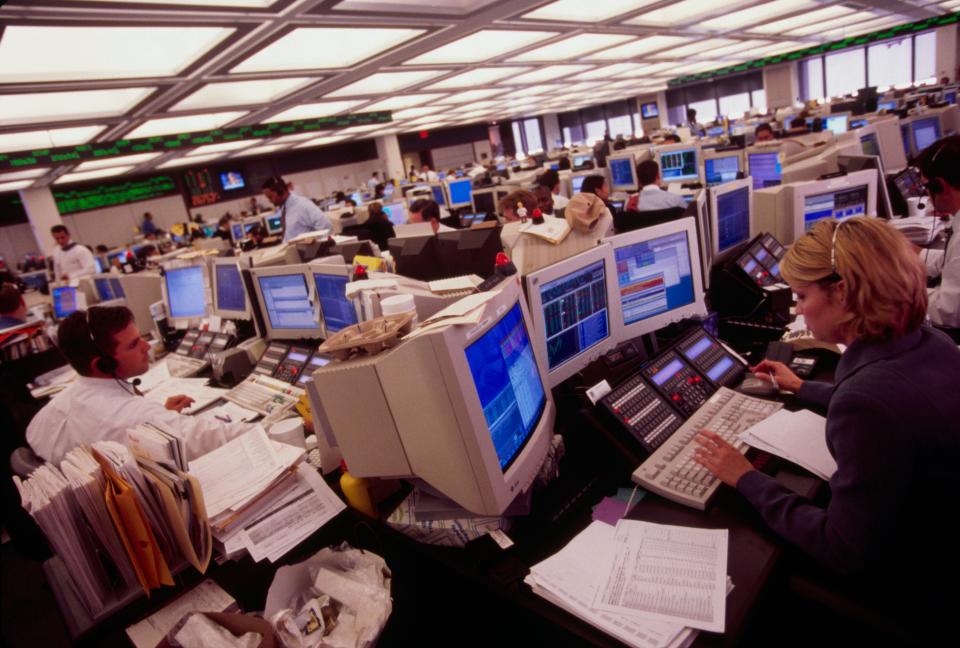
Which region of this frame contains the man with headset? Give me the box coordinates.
[27,306,251,466]
[915,135,960,329]
[261,176,332,243]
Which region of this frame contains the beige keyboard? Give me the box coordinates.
[165,354,208,378]
[224,374,302,417]
[632,387,782,510]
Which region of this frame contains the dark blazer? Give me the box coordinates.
[365,220,396,251]
[737,326,960,621]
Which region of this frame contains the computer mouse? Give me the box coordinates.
[738,374,778,397]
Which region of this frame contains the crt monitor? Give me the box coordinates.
[230,222,245,243]
[445,178,473,209]
[250,265,322,340]
[211,257,249,319]
[382,202,408,225]
[641,102,659,119]
[430,184,446,206]
[388,235,442,282]
[837,154,895,219]
[572,154,593,169]
[306,280,555,516]
[472,189,497,215]
[910,117,941,154]
[52,286,79,320]
[312,264,358,336]
[607,153,638,192]
[436,226,504,279]
[708,177,754,257]
[822,114,848,135]
[878,99,897,111]
[571,174,588,193]
[163,265,207,322]
[802,184,869,230]
[524,244,621,388]
[746,147,782,190]
[655,144,701,184]
[264,215,283,235]
[19,270,48,293]
[704,153,741,187]
[93,275,123,301]
[859,131,880,157]
[790,169,878,237]
[604,216,706,340]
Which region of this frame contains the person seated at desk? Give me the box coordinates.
[579,174,610,205]
[533,185,561,218]
[537,169,569,210]
[261,176,332,243]
[50,224,97,282]
[693,217,960,632]
[26,306,251,466]
[915,135,960,329]
[409,198,454,234]
[662,133,682,144]
[754,122,776,142]
[685,108,705,137]
[364,202,396,249]
[140,212,159,237]
[624,160,688,212]
[0,282,27,329]
[212,215,231,240]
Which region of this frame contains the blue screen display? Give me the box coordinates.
[707,356,734,382]
[572,175,586,193]
[912,117,941,153]
[464,303,546,471]
[165,266,206,319]
[878,100,897,111]
[705,156,740,187]
[109,278,125,299]
[94,277,115,301]
[614,231,696,325]
[716,186,750,252]
[651,358,683,386]
[220,171,245,191]
[539,259,610,371]
[659,148,699,182]
[448,179,472,205]
[231,223,245,241]
[609,158,635,188]
[683,336,712,361]
[314,273,357,334]
[258,274,317,331]
[215,263,246,313]
[53,286,78,319]
[431,185,446,205]
[748,152,781,190]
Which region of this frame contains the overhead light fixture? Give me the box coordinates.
[0,168,50,182]
[233,143,289,157]
[434,88,505,104]
[819,16,903,38]
[0,25,233,82]
[506,65,593,84]
[293,135,349,149]
[0,125,106,154]
[55,166,136,184]
[73,152,163,172]
[741,41,807,58]
[361,94,449,111]
[706,40,773,59]
[522,0,661,22]
[392,106,445,120]
[653,39,739,59]
[65,0,274,5]
[508,33,635,62]
[231,27,426,73]
[0,180,35,192]
[157,153,223,169]
[753,6,853,34]
[186,140,261,156]
[124,111,246,139]
[171,78,315,111]
[700,0,815,31]
[790,11,883,36]
[267,100,365,123]
[0,87,155,127]
[405,29,558,64]
[426,67,533,89]
[626,0,737,26]
[586,35,694,60]
[327,70,446,97]
[271,132,332,144]
[569,63,646,80]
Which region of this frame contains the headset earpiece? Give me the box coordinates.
[95,355,118,375]
[927,177,945,195]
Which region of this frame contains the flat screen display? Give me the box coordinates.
[220,171,246,191]
[641,102,659,119]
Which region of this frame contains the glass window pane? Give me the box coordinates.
[751,89,766,113]
[825,48,865,98]
[523,118,543,153]
[584,119,606,143]
[802,57,824,101]
[718,92,751,119]
[687,98,719,123]
[914,31,936,84]
[511,121,524,154]
[868,37,911,90]
[607,114,632,137]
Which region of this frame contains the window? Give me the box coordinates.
[523,118,543,153]
[825,48,865,97]
[914,31,936,84]
[801,57,824,101]
[687,98,719,123]
[718,92,751,119]
[607,114,632,138]
[868,37,911,90]
[751,89,766,113]
[584,119,606,143]
[511,121,524,154]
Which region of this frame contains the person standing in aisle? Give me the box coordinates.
[50,225,97,282]
[261,176,332,243]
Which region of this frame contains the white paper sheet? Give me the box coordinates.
[125,579,237,648]
[739,408,837,480]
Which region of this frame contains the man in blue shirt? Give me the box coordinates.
[141,212,159,236]
[261,177,332,242]
[625,160,688,212]
[0,282,27,329]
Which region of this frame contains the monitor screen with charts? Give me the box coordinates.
[212,259,248,318]
[313,268,358,335]
[803,185,869,230]
[608,155,638,192]
[704,155,740,187]
[52,286,79,320]
[257,272,318,334]
[712,181,753,254]
[658,147,699,183]
[164,265,206,321]
[747,151,782,190]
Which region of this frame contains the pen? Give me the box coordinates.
[214,414,232,423]
[768,371,780,391]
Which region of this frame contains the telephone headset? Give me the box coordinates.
[84,310,141,393]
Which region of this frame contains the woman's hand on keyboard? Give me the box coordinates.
[165,394,195,413]
[693,430,754,487]
[751,360,803,393]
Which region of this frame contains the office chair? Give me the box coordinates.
[614,206,686,233]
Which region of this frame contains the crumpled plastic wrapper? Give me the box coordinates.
[166,613,262,648]
[264,543,391,648]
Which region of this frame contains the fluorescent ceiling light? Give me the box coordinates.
[405,29,557,64]
[124,111,246,139]
[157,153,223,169]
[820,16,903,38]
[586,35,694,59]
[171,78,315,111]
[232,27,425,73]
[293,135,349,149]
[700,0,816,31]
[506,65,593,84]
[508,33,634,62]
[744,41,807,58]
[0,87,155,127]
[55,166,135,184]
[336,124,383,136]
[74,152,163,172]
[627,0,736,26]
[753,6,853,34]
[271,132,332,144]
[0,180,35,192]
[569,63,645,80]
[425,67,532,88]
[496,84,558,95]
[392,106,445,120]
[522,0,660,22]
[403,121,448,131]
[0,25,232,83]
[360,94,448,111]
[448,100,499,112]
[0,126,106,154]
[405,114,451,126]
[434,88,504,103]
[187,140,261,156]
[789,10,875,35]
[233,144,289,157]
[62,0,274,5]
[327,70,445,97]
[706,40,773,58]
[653,38,738,59]
[0,168,49,182]
[267,100,365,122]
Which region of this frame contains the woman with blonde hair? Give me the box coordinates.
[694,217,960,632]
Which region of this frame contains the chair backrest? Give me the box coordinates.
[614,206,686,233]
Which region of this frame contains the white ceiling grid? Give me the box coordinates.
[0,0,950,188]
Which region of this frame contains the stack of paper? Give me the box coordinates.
[739,409,837,480]
[144,378,228,414]
[889,215,949,245]
[188,427,345,563]
[519,218,571,244]
[127,422,187,471]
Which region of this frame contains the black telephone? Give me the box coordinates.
[175,329,234,359]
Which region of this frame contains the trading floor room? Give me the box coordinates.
[1,1,959,646]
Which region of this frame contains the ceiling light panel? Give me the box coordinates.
[231,27,425,74]
[0,180,35,193]
[706,40,773,58]
[327,70,446,97]
[425,67,533,88]
[360,94,448,111]
[73,153,163,172]
[0,88,155,127]
[626,0,738,26]
[753,6,854,34]
[0,26,233,83]
[405,29,557,64]
[271,132,333,144]
[0,126,106,154]
[171,78,315,111]
[157,153,223,169]
[506,65,593,84]
[294,135,349,149]
[392,106,445,119]
[124,111,246,139]
[434,88,504,103]
[522,0,661,22]
[569,63,645,80]
[790,11,884,36]
[186,140,261,156]
[233,143,289,157]
[743,41,807,58]
[63,0,274,5]
[0,168,49,182]
[586,35,694,60]
[653,38,739,59]
[819,16,903,38]
[700,0,816,31]
[55,166,135,184]
[508,33,635,62]
[267,100,365,122]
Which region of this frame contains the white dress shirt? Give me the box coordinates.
[633,184,688,211]
[552,192,570,210]
[27,375,250,466]
[436,223,456,233]
[926,210,959,328]
[280,193,333,242]
[52,242,97,280]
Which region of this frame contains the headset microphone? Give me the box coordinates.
[132,378,142,387]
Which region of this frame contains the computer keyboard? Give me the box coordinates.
[632,387,782,510]
[165,354,208,378]
[224,374,303,417]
